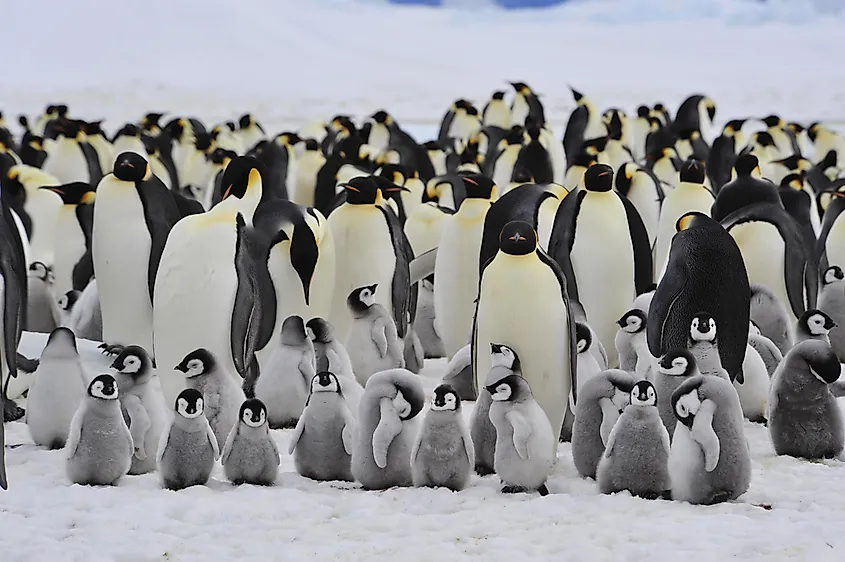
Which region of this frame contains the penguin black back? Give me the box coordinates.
[512,123,553,184]
[711,155,782,222]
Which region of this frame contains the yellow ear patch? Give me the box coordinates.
[678,214,695,231]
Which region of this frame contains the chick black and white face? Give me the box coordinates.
[359,286,376,307]
[393,389,412,419]
[690,313,717,342]
[489,381,513,402]
[804,311,836,336]
[29,261,50,282]
[673,389,702,428]
[184,358,205,378]
[88,374,118,400]
[575,323,592,354]
[824,266,844,286]
[618,310,645,334]
[431,385,459,412]
[176,395,204,419]
[630,381,657,407]
[242,404,267,428]
[311,372,340,394]
[659,351,692,376]
[57,294,70,310]
[117,354,142,375]
[490,343,516,369]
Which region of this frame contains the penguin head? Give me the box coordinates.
[617,309,646,334]
[280,315,308,345]
[575,322,592,354]
[28,261,51,282]
[110,345,152,377]
[347,284,377,314]
[487,374,532,403]
[780,173,805,191]
[303,138,320,152]
[45,326,77,352]
[175,388,204,419]
[704,98,717,123]
[311,371,342,394]
[498,220,537,256]
[793,340,841,385]
[431,384,460,412]
[40,181,96,205]
[679,158,706,184]
[305,317,334,344]
[371,110,391,126]
[658,348,696,377]
[462,174,497,200]
[675,211,712,233]
[490,343,520,372]
[751,132,776,150]
[615,162,637,193]
[238,114,255,129]
[141,112,164,132]
[511,82,532,96]
[377,163,409,187]
[88,374,119,401]
[630,380,657,407]
[340,176,380,205]
[275,132,301,147]
[583,164,614,193]
[823,266,844,286]
[175,348,216,378]
[762,115,782,129]
[672,379,704,429]
[636,106,650,119]
[724,119,747,135]
[491,91,506,101]
[787,122,805,136]
[689,312,717,342]
[240,398,268,428]
[194,134,213,153]
[57,290,80,312]
[800,309,837,337]
[113,152,150,183]
[569,86,584,104]
[114,123,141,141]
[220,156,264,201]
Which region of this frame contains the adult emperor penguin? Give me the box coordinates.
[817,190,845,277]
[818,265,845,360]
[473,220,576,450]
[671,95,716,139]
[40,181,95,298]
[707,119,747,191]
[292,139,326,207]
[615,162,665,247]
[562,88,607,168]
[6,165,62,266]
[654,159,715,279]
[93,152,183,356]
[434,174,497,359]
[326,175,415,342]
[649,212,750,381]
[482,91,511,129]
[548,164,653,367]
[509,82,545,128]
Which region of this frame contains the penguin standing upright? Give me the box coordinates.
[292,139,326,207]
[548,164,653,367]
[508,82,545,128]
[42,120,97,184]
[562,88,606,167]
[483,91,511,129]
[40,182,95,298]
[473,220,576,451]
[707,119,746,191]
[615,162,664,248]
[6,165,62,266]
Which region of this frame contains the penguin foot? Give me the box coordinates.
[15,353,39,373]
[537,484,550,496]
[98,343,125,356]
[501,485,527,494]
[661,490,673,501]
[2,397,24,422]
[703,490,733,505]
[474,465,494,476]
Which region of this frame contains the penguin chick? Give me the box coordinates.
[411,384,473,491]
[345,284,405,386]
[471,343,519,476]
[488,373,555,495]
[818,265,845,361]
[289,372,356,482]
[110,345,168,475]
[795,309,837,345]
[157,388,219,490]
[750,283,795,355]
[747,321,783,377]
[65,374,134,486]
[253,315,316,429]
[57,289,80,327]
[767,340,844,459]
[26,327,87,449]
[306,317,364,416]
[571,369,637,479]
[597,381,671,499]
[26,261,59,333]
[351,368,425,490]
[221,398,280,486]
[614,309,656,381]
[440,343,475,401]
[668,375,752,505]
[176,348,246,449]
[687,312,730,380]
[561,322,605,442]
[734,342,771,423]
[655,348,700,436]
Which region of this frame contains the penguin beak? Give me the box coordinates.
[679,413,695,429]
[174,363,187,373]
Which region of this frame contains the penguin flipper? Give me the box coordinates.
[341,407,356,457]
[460,423,475,468]
[123,395,151,460]
[220,422,238,466]
[546,190,585,305]
[619,194,655,294]
[647,249,688,358]
[372,397,402,469]
[231,214,263,379]
[206,420,221,460]
[603,417,622,459]
[371,319,389,358]
[0,411,6,489]
[659,423,671,455]
[410,426,422,467]
[156,426,171,465]
[505,410,532,461]
[64,408,84,460]
[288,415,306,455]
[298,351,316,388]
[562,106,588,168]
[691,399,720,472]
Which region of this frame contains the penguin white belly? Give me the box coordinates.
[585,118,606,141]
[511,98,529,127]
[729,222,795,322]
[668,424,705,502]
[570,194,635,367]
[485,105,510,130]
[153,216,240,406]
[627,178,661,248]
[150,157,172,189]
[368,124,390,153]
[292,153,324,207]
[653,160,678,191]
[111,137,147,159]
[492,147,520,189]
[24,189,62,266]
[448,114,480,143]
[537,196,561,252]
[434,203,487,359]
[605,142,633,173]
[540,128,566,184]
[474,253,570,451]
[734,344,769,422]
[401,178,425,220]
[404,204,448,256]
[93,187,154,353]
[327,206,396,341]
[52,207,87,297]
[825,215,845,272]
[43,140,88,183]
[654,188,714,279]
[89,136,114,174]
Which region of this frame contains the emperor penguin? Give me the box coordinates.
[767,340,844,459]
[508,82,545,128]
[482,91,511,129]
[654,159,715,279]
[289,372,356,482]
[157,388,220,490]
[292,139,326,207]
[5,165,62,266]
[434,174,497,359]
[345,284,405,385]
[816,190,845,277]
[760,115,795,160]
[236,114,266,151]
[668,375,752,505]
[795,309,837,344]
[750,282,795,355]
[26,261,60,333]
[471,343,518,476]
[562,88,607,168]
[327,175,415,343]
[487,373,555,495]
[40,181,95,298]
[153,159,272,406]
[93,152,183,356]
[305,317,364,415]
[655,349,700,436]
[252,315,316,428]
[649,212,750,382]
[687,312,730,379]
[176,348,246,450]
[472,220,576,452]
[221,398,280,486]
[615,162,664,247]
[110,345,168,475]
[574,322,604,391]
[818,265,845,360]
[615,308,648,373]
[65,374,134,486]
[707,120,747,191]
[747,321,784,377]
[629,106,652,162]
[42,120,97,184]
[571,369,636,479]
[351,368,425,490]
[411,384,473,491]
[548,164,653,366]
[26,327,87,449]
[597,380,671,499]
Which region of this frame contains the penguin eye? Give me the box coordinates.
[196,398,203,411]
[177,399,187,411]
[677,403,688,416]
[673,358,686,369]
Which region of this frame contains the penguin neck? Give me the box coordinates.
[677,181,708,193]
[497,250,536,263]
[88,399,120,417]
[174,415,208,433]
[456,198,492,220]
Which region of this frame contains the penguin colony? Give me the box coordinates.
[0,86,844,506]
